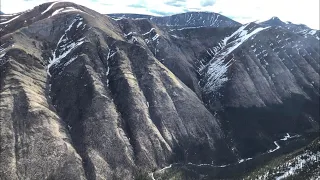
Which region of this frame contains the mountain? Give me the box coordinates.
[260,16,320,40]
[0,11,4,15]
[0,2,319,180]
[109,12,241,29]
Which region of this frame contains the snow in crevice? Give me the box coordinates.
[0,52,7,66]
[238,157,253,163]
[267,133,301,153]
[47,16,86,76]
[149,164,175,180]
[124,31,135,38]
[280,133,300,141]
[152,34,159,41]
[142,28,155,36]
[171,26,205,32]
[64,56,78,66]
[105,48,118,86]
[210,14,220,26]
[0,53,6,59]
[50,7,92,17]
[106,49,117,61]
[0,14,21,25]
[202,58,233,94]
[268,141,280,153]
[170,34,182,39]
[41,1,60,15]
[186,14,193,24]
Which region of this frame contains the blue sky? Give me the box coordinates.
[1,0,319,29]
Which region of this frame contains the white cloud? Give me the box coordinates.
[0,0,319,29]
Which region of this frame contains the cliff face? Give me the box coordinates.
[0,2,319,180]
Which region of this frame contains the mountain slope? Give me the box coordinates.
[161,21,319,159]
[0,2,234,180]
[193,22,319,157]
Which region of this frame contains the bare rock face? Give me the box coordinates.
[0,2,319,180]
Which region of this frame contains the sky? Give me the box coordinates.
[1,0,319,29]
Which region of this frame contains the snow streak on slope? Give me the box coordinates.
[51,7,91,17]
[202,58,233,94]
[201,24,270,95]
[268,133,301,153]
[47,16,86,76]
[0,14,21,25]
[41,2,60,15]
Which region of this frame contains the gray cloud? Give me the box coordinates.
[149,9,174,16]
[164,0,186,7]
[127,4,146,8]
[200,0,216,7]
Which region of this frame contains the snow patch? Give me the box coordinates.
[47,16,85,76]
[267,133,300,153]
[64,56,78,66]
[268,141,280,153]
[0,14,21,25]
[202,58,233,94]
[238,157,253,163]
[142,28,155,36]
[41,1,60,15]
[200,24,269,96]
[280,133,300,141]
[51,7,91,17]
[152,34,159,41]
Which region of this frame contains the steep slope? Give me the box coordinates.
[0,2,234,180]
[195,22,319,157]
[109,12,241,29]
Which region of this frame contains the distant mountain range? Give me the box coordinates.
[109,12,241,29]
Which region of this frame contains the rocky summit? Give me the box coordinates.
[0,2,319,180]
